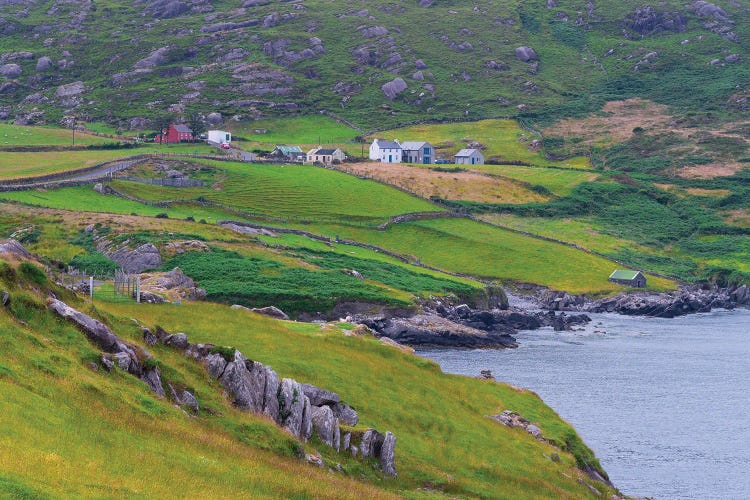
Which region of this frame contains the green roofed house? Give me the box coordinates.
[609,270,647,288]
[270,145,305,162]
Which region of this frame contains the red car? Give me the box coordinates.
[220,143,231,149]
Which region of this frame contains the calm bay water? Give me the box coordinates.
[419,309,750,500]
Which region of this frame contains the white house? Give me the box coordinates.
[207,130,232,145]
[454,148,484,165]
[401,141,434,164]
[307,148,346,165]
[369,139,402,163]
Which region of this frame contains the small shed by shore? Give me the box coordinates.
[609,270,646,288]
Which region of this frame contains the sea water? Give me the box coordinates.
[419,309,750,499]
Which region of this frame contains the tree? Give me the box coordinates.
[188,113,206,140]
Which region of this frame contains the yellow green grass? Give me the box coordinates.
[0,124,111,147]
[229,115,358,152]
[289,217,675,294]
[471,165,599,196]
[371,119,592,168]
[0,144,220,181]
[1,262,612,498]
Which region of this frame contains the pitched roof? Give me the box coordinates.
[400,141,428,151]
[609,270,642,280]
[275,145,303,154]
[374,140,401,149]
[454,148,481,157]
[314,148,337,155]
[173,124,193,133]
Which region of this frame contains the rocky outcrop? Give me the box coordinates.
[0,239,31,258]
[588,287,735,318]
[154,328,395,475]
[97,241,162,274]
[48,298,167,399]
[625,6,687,36]
[489,410,544,440]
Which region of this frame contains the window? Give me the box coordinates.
[424,147,430,154]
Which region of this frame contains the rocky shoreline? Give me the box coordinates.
[351,284,750,350]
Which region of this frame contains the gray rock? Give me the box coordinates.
[93,183,104,194]
[262,365,281,422]
[301,396,313,440]
[164,332,189,349]
[359,429,381,458]
[279,378,305,438]
[380,431,397,476]
[300,383,340,407]
[206,112,223,126]
[515,46,538,62]
[105,243,162,274]
[331,402,358,426]
[169,383,199,411]
[35,56,52,72]
[381,77,407,100]
[54,81,85,98]
[412,71,424,81]
[129,117,151,130]
[1,290,9,307]
[220,352,266,412]
[205,353,228,378]
[0,64,21,78]
[311,405,337,447]
[250,306,289,320]
[142,326,158,346]
[342,432,351,451]
[134,46,171,69]
[333,418,341,452]
[725,54,741,63]
[0,239,31,258]
[415,59,428,69]
[361,26,388,38]
[141,367,166,397]
[100,354,114,371]
[350,445,358,457]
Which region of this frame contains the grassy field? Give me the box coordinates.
[0,124,111,147]
[0,143,221,181]
[108,160,439,224]
[283,217,675,294]
[472,165,599,197]
[0,260,614,498]
[370,120,592,168]
[229,115,359,147]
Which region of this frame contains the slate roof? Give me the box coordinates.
[400,141,428,151]
[454,148,481,157]
[609,270,642,280]
[173,124,193,133]
[375,140,401,149]
[314,148,337,155]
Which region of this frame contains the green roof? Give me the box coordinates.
[275,145,303,154]
[609,269,641,280]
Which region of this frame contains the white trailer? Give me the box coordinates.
[207,130,232,145]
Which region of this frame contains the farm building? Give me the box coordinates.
[307,148,346,165]
[401,141,435,164]
[154,124,194,144]
[207,130,231,145]
[609,270,647,287]
[270,145,305,162]
[454,148,484,165]
[369,139,402,163]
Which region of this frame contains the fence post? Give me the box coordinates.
[89,276,93,300]
[136,275,141,303]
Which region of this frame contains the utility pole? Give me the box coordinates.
[71,116,76,147]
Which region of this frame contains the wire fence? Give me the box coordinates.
[55,269,141,303]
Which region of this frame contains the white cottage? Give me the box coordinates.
[307,148,346,165]
[454,148,484,165]
[369,139,402,163]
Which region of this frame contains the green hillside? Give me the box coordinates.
[0,0,748,129]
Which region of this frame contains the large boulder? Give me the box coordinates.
[251,306,289,320]
[515,46,538,62]
[134,46,171,69]
[311,405,338,447]
[0,63,21,78]
[141,367,166,397]
[331,402,358,426]
[105,243,162,274]
[0,239,31,258]
[301,396,313,441]
[54,81,85,98]
[262,365,281,422]
[301,383,340,407]
[206,112,223,126]
[381,77,407,100]
[35,56,53,72]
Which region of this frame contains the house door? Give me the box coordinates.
[388,155,392,162]
[424,157,430,164]
[471,157,476,164]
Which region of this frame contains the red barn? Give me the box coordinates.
[154,124,194,144]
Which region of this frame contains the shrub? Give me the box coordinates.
[18,262,47,285]
[155,213,169,219]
